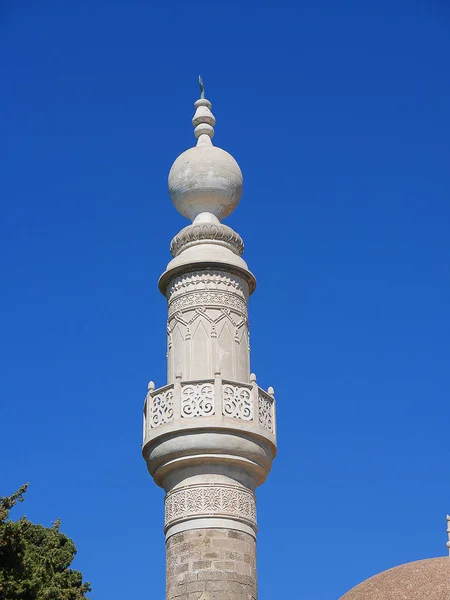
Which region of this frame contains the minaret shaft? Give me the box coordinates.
[166,529,257,600]
[166,269,250,383]
[142,89,276,600]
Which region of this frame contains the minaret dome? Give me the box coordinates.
[168,81,243,221]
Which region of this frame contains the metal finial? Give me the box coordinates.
[446,515,450,556]
[199,75,205,99]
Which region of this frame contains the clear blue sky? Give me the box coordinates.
[2,1,449,598]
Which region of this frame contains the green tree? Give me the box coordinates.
[0,484,91,600]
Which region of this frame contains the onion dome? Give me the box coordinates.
[340,558,450,600]
[168,78,243,221]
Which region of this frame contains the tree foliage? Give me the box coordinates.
[0,484,91,600]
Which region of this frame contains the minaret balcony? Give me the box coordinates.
[142,371,277,489]
[143,371,276,444]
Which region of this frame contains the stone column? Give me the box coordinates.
[142,89,277,600]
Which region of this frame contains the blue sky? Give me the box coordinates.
[1,1,449,598]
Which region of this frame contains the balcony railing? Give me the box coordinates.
[143,370,276,445]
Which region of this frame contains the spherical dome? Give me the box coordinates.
[340,558,450,600]
[168,143,243,221]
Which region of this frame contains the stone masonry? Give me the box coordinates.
[166,529,257,600]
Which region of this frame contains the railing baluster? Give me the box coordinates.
[214,367,221,416]
[174,372,182,420]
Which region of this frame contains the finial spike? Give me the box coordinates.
[192,89,216,144]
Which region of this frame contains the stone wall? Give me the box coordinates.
[166,528,257,600]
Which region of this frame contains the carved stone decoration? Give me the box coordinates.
[167,270,249,304]
[168,305,247,334]
[165,484,257,532]
[222,384,253,421]
[168,290,247,318]
[170,222,245,257]
[148,387,174,428]
[166,270,251,382]
[181,382,215,417]
[258,391,274,433]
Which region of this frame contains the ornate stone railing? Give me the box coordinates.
[143,371,276,445]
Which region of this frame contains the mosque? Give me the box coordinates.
[141,80,450,599]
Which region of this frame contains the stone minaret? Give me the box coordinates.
[142,85,277,600]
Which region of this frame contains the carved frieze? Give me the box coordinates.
[170,222,244,257]
[167,270,249,304]
[165,483,257,531]
[168,290,247,318]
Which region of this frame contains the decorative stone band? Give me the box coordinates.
[166,270,249,304]
[168,289,247,319]
[170,222,244,257]
[164,483,257,539]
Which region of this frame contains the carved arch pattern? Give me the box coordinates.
[168,307,247,343]
[166,270,251,382]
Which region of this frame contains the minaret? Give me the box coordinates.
[446,515,450,556]
[142,81,277,600]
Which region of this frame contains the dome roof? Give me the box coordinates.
[168,94,242,222]
[340,558,450,600]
